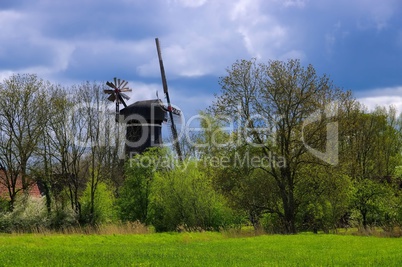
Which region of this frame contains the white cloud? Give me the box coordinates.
[324,21,348,56]
[134,0,300,79]
[0,8,77,80]
[283,0,308,8]
[123,81,160,105]
[354,0,399,30]
[357,86,402,114]
[0,0,309,83]
[171,0,208,8]
[230,0,288,58]
[125,80,212,120]
[0,71,16,82]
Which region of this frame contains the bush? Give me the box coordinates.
[117,149,163,224]
[149,161,235,232]
[0,198,8,212]
[0,195,48,232]
[352,179,393,229]
[261,213,285,234]
[48,207,78,230]
[80,182,117,225]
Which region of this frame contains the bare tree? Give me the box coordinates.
[75,82,123,224]
[0,74,48,210]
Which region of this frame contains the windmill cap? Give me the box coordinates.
[120,99,166,121]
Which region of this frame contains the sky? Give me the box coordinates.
[1,0,402,122]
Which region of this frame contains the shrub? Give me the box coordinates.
[80,182,117,225]
[261,213,285,234]
[0,198,8,212]
[117,148,170,224]
[0,195,48,232]
[149,161,235,232]
[48,207,78,230]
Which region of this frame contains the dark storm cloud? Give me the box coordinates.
[0,0,402,114]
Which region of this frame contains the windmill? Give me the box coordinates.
[155,38,183,161]
[105,77,168,157]
[104,77,132,119]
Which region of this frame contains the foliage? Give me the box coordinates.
[296,166,354,232]
[208,58,354,233]
[80,182,117,225]
[0,198,8,212]
[150,161,235,232]
[260,212,284,233]
[207,58,402,233]
[0,64,401,234]
[117,148,168,224]
[0,74,49,210]
[352,179,393,229]
[0,195,48,232]
[47,207,78,231]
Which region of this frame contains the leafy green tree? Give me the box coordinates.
[207,144,282,231]
[118,148,168,224]
[296,166,353,233]
[32,85,75,215]
[80,181,116,225]
[209,59,352,233]
[341,107,402,181]
[150,160,234,232]
[338,106,402,230]
[352,179,392,230]
[190,113,270,230]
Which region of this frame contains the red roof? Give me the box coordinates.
[0,169,42,199]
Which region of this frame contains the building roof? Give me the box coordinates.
[0,170,42,199]
[120,99,167,122]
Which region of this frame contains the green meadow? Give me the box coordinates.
[0,232,401,266]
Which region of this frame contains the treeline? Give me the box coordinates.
[0,74,123,231]
[1,58,402,234]
[199,59,402,234]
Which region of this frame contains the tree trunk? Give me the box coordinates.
[362,210,368,230]
[278,168,297,234]
[249,210,262,231]
[42,181,52,214]
[283,202,297,234]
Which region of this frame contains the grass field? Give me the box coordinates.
[0,231,401,266]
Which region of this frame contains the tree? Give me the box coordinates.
[33,84,88,217]
[73,82,123,225]
[341,106,402,181]
[296,165,353,233]
[0,74,49,210]
[33,81,124,223]
[196,114,281,230]
[209,59,352,233]
[338,106,402,230]
[352,179,391,230]
[32,85,66,214]
[80,181,116,225]
[150,160,233,232]
[118,148,167,224]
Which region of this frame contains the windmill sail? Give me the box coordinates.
[105,77,132,121]
[155,38,183,161]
